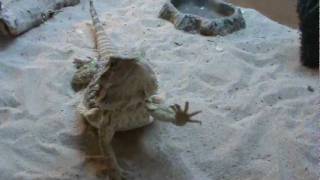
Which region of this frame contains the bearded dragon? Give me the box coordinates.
[71,1,202,179]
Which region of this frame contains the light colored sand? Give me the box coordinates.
[0,0,319,180]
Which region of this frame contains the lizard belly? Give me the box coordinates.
[113,106,153,131]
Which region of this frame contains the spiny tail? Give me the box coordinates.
[89,0,116,60]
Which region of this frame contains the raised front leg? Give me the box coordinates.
[147,100,202,126]
[98,118,122,180]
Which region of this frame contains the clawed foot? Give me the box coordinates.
[170,102,202,126]
[98,165,133,180]
[85,156,133,180]
[119,168,134,180]
[85,155,111,165]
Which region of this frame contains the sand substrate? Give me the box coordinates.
[0,0,319,180]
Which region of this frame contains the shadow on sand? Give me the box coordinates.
[0,35,15,51]
[75,118,193,180]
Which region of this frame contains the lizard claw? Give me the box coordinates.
[119,168,134,180]
[108,168,133,180]
[170,101,202,126]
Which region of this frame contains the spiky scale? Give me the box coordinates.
[89,0,117,60]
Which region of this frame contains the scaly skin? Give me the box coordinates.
[74,1,202,180]
[71,58,98,91]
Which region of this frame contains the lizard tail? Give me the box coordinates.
[89,0,116,60]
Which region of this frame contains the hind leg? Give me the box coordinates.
[98,119,126,180]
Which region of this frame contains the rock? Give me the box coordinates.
[159,0,246,36]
